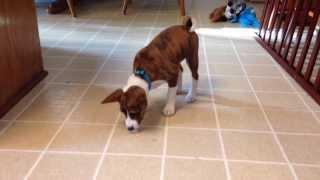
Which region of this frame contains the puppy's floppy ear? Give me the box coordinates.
[101,89,123,104]
[209,6,227,22]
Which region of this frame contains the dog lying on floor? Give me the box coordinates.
[101,16,199,132]
[210,0,246,22]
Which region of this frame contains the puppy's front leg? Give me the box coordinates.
[163,86,178,116]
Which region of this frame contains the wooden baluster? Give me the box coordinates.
[306,31,320,86]
[288,0,312,67]
[282,0,304,60]
[298,1,320,76]
[66,0,76,17]
[267,0,282,45]
[259,0,271,37]
[276,0,296,54]
[272,0,288,49]
[263,0,276,41]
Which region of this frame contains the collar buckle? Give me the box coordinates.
[134,68,151,90]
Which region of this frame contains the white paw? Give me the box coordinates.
[163,105,175,116]
[177,89,188,95]
[185,93,196,103]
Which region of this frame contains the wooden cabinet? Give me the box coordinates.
[0,0,47,117]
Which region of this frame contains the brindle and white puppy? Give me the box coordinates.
[102,16,199,132]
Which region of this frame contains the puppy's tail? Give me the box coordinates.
[182,16,196,32]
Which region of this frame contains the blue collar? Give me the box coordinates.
[134,68,151,90]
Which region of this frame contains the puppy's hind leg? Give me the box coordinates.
[163,86,178,116]
[185,34,199,103]
[177,66,188,95]
[186,78,198,103]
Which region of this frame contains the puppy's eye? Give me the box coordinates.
[129,112,138,118]
[227,1,233,6]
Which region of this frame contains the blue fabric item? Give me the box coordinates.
[134,68,152,90]
[230,16,238,23]
[228,7,261,28]
[239,7,261,28]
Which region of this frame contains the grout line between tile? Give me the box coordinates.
[92,114,121,179]
[145,1,165,45]
[198,13,232,180]
[42,19,91,53]
[0,19,90,132]
[39,17,68,34]
[5,3,320,180]
[42,80,320,97]
[46,80,304,94]
[230,39,300,180]
[4,118,320,136]
[42,19,99,86]
[106,152,161,158]
[0,83,49,136]
[91,12,142,180]
[1,148,320,168]
[46,67,303,79]
[160,119,169,180]
[158,3,170,180]
[272,59,320,126]
[0,20,90,135]
[23,11,122,180]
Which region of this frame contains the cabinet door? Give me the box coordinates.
[0,0,45,116]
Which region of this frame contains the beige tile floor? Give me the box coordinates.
[0,0,320,179]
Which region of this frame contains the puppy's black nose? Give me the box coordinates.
[128,126,135,131]
[230,9,235,14]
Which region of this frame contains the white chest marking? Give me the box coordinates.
[123,75,167,94]
[122,75,149,93]
[151,80,166,89]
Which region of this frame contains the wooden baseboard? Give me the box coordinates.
[0,70,48,119]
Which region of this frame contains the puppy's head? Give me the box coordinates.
[225,0,246,20]
[102,86,147,133]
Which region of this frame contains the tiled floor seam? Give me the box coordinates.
[198,13,232,180]
[39,17,67,35]
[45,67,313,79]
[40,81,320,98]
[230,39,300,180]
[46,81,310,94]
[160,1,174,179]
[42,18,91,52]
[91,12,144,180]
[272,58,320,126]
[0,17,92,136]
[50,19,116,84]
[1,146,320,168]
[5,113,320,135]
[160,119,169,180]
[92,113,121,179]
[0,83,49,136]
[22,10,124,180]
[4,117,320,136]
[2,2,320,180]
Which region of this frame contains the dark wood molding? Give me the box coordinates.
[0,0,47,118]
[0,71,48,119]
[255,37,320,105]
